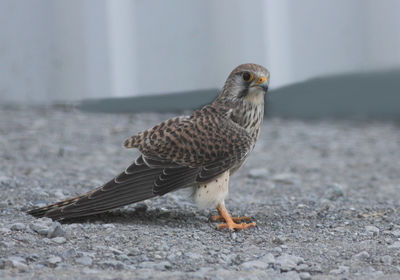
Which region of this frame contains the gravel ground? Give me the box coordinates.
[1,105,400,280]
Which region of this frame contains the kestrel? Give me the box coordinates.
[28,63,270,230]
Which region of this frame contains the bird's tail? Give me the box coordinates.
[27,192,95,219]
[27,156,162,220]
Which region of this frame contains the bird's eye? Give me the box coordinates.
[242,72,254,82]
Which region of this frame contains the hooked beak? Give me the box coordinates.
[252,76,269,93]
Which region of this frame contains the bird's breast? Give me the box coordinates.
[232,103,264,140]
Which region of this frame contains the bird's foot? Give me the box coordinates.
[213,203,256,231]
[217,221,256,230]
[211,215,252,223]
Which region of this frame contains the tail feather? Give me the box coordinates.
[27,170,160,220]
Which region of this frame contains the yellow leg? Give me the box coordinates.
[213,203,256,230]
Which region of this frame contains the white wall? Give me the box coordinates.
[0,0,399,104]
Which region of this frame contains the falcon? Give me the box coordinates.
[28,63,270,231]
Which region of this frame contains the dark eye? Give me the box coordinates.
[242,72,254,82]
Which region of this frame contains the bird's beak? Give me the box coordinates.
[252,76,269,93]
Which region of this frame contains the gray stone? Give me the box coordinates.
[273,247,283,254]
[323,183,345,200]
[139,261,167,270]
[329,265,349,275]
[52,236,67,244]
[295,263,309,271]
[46,256,62,267]
[7,256,28,272]
[13,233,35,243]
[7,256,26,263]
[29,218,53,236]
[281,271,301,280]
[299,272,311,280]
[98,260,125,270]
[47,221,66,238]
[63,248,77,258]
[276,254,304,272]
[184,252,202,260]
[76,256,93,266]
[30,224,50,235]
[380,255,392,265]
[241,260,269,270]
[365,225,379,236]
[82,267,99,274]
[0,240,15,248]
[109,247,124,255]
[193,267,215,278]
[260,253,275,264]
[0,227,11,234]
[352,251,370,261]
[273,236,286,245]
[54,189,66,199]
[10,223,26,231]
[102,224,115,229]
[390,230,400,237]
[388,241,400,249]
[305,264,323,273]
[115,254,129,261]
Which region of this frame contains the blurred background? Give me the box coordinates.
[0,0,399,118]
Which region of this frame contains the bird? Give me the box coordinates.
[27,63,270,231]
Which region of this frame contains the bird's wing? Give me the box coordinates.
[125,105,254,182]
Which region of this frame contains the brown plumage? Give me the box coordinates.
[28,63,270,230]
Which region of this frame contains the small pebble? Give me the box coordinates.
[47,256,62,267]
[388,241,400,249]
[52,237,67,244]
[299,272,311,280]
[390,230,400,237]
[282,271,300,280]
[330,265,349,275]
[47,222,66,238]
[352,251,370,261]
[380,255,392,265]
[365,225,379,236]
[98,260,125,270]
[63,248,77,258]
[10,223,26,231]
[260,253,275,264]
[323,183,344,200]
[241,260,268,270]
[30,218,52,236]
[276,254,304,272]
[109,247,124,255]
[7,257,28,272]
[0,227,11,234]
[76,256,93,266]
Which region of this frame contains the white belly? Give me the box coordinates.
[193,171,229,209]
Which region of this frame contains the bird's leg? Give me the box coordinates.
[213,202,256,230]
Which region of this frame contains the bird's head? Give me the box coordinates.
[217,63,270,106]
